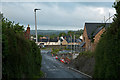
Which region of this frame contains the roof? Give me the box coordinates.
[66,39,77,43]
[93,26,103,37]
[80,42,86,47]
[76,39,82,42]
[49,39,58,42]
[85,23,111,39]
[38,39,49,42]
[60,38,63,42]
[38,38,58,42]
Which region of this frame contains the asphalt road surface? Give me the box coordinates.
[41,50,88,78]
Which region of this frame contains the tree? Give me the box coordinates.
[67,31,74,36]
[93,1,120,78]
[75,29,83,39]
[2,18,24,33]
[38,35,43,39]
[59,32,66,37]
[50,34,57,39]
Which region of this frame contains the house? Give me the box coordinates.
[48,39,61,45]
[60,36,68,45]
[66,38,79,49]
[61,39,68,45]
[38,39,48,45]
[38,38,61,46]
[24,24,30,40]
[60,36,82,46]
[67,39,78,45]
[60,36,82,51]
[76,39,82,45]
[40,37,47,39]
[82,23,111,51]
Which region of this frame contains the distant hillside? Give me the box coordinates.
[30,30,69,36]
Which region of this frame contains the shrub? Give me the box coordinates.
[2,18,42,79]
[93,2,120,78]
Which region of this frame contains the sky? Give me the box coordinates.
[1,0,116,30]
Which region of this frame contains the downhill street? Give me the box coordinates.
[41,50,88,78]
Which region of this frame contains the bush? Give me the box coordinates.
[79,51,94,58]
[70,51,95,76]
[51,48,59,55]
[2,18,42,79]
[93,2,120,78]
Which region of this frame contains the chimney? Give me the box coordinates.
[26,24,30,34]
[57,37,59,40]
[26,24,30,39]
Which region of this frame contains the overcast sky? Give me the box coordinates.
[1,0,116,30]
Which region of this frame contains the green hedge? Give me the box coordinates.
[2,18,42,79]
[93,2,120,78]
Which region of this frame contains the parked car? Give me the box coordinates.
[56,56,58,59]
[60,59,65,63]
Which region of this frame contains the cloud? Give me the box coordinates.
[1,2,116,30]
[1,0,115,2]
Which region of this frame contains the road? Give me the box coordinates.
[41,50,88,78]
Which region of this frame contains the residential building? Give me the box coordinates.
[61,39,68,45]
[40,37,47,39]
[38,38,61,46]
[82,23,111,51]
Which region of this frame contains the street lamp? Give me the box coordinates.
[34,8,41,43]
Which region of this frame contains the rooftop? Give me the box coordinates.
[85,23,111,39]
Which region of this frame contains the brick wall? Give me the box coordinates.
[94,28,105,44]
[83,26,92,51]
[91,28,105,51]
[83,26,105,52]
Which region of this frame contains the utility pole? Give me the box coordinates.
[104,16,105,23]
[34,8,41,43]
[60,37,62,49]
[71,35,72,53]
[74,35,75,54]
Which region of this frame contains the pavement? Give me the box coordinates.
[41,50,89,78]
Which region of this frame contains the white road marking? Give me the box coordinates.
[48,69,59,71]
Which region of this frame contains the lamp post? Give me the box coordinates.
[71,34,72,54]
[34,8,41,43]
[74,34,75,54]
